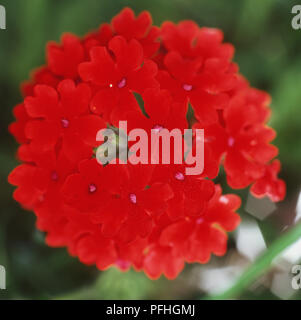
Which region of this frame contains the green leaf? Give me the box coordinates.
[207,222,301,300]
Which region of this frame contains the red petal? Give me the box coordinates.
[47,33,84,78]
[25,85,59,118]
[109,36,144,75]
[78,46,117,85]
[112,8,152,40]
[58,80,91,116]
[74,115,106,146]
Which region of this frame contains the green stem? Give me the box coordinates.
[207,222,301,300]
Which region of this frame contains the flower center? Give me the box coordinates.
[183,83,193,91]
[196,217,204,224]
[61,118,69,128]
[117,78,127,89]
[228,136,235,147]
[174,172,185,181]
[51,171,58,181]
[129,193,137,204]
[152,124,164,133]
[88,184,97,194]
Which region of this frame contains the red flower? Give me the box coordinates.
[21,66,60,97]
[159,185,241,272]
[35,185,77,248]
[223,91,278,188]
[161,21,234,60]
[118,185,241,279]
[112,8,160,59]
[151,163,215,220]
[83,23,113,50]
[8,164,47,210]
[8,150,75,210]
[123,88,188,133]
[8,8,285,280]
[65,213,117,270]
[79,36,158,123]
[93,162,174,243]
[143,244,185,280]
[158,52,237,125]
[62,159,173,243]
[62,158,110,212]
[251,160,286,202]
[193,87,278,189]
[47,33,85,79]
[24,79,106,162]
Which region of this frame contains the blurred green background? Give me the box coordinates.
[0,0,301,300]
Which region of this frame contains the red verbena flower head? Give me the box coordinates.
[8,7,285,279]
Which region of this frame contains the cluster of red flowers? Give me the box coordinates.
[8,8,285,279]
